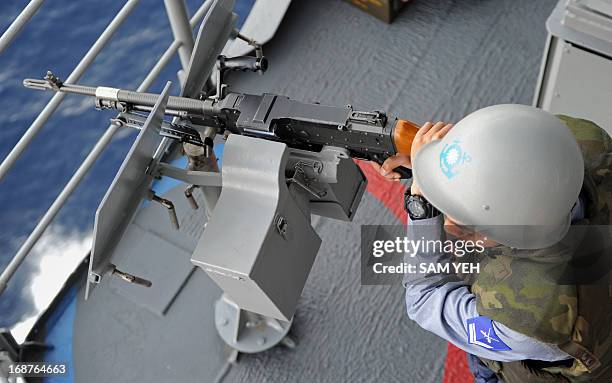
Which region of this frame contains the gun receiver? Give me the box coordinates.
[24,72,419,177]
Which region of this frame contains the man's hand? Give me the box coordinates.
[371,121,454,188]
[369,154,411,182]
[409,121,454,194]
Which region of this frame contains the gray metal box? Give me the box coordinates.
[191,135,322,321]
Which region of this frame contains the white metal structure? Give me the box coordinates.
[534,0,612,133]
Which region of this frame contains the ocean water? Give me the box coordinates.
[0,0,252,341]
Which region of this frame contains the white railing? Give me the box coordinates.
[0,0,212,295]
[0,0,45,55]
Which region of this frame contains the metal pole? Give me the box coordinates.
[0,0,140,182]
[163,0,195,72]
[0,0,45,55]
[141,0,212,90]
[0,27,180,295]
[166,0,220,218]
[0,125,119,295]
[0,0,213,294]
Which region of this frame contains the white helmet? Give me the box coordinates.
[412,104,584,249]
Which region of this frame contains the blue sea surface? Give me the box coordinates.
[0,0,253,337]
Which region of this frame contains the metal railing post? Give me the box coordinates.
[0,0,214,295]
[0,55,162,295]
[163,0,195,72]
[0,125,119,295]
[0,0,140,182]
[0,0,45,55]
[141,0,212,90]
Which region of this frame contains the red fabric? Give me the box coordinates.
[356,160,473,383]
[442,343,473,383]
[355,160,407,222]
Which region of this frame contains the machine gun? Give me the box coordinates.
[24,71,419,177]
[22,0,421,354]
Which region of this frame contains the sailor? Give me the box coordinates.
[374,105,612,383]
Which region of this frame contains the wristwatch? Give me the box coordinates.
[404,188,440,220]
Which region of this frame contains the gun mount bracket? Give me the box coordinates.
[111,114,207,148]
[96,99,129,113]
[287,161,327,199]
[147,190,180,230]
[294,160,323,175]
[235,32,264,59]
[150,162,222,187]
[215,296,293,354]
[212,33,267,100]
[111,267,153,288]
[88,271,102,284]
[275,215,288,238]
[87,263,152,289]
[184,185,200,210]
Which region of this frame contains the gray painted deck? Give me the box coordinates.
[72,0,558,381]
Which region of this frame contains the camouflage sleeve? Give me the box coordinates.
[403,216,572,362]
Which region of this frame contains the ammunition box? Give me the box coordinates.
[344,0,409,23]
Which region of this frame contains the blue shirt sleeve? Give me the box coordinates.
[403,215,571,363]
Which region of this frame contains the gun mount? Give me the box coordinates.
[21,0,420,354]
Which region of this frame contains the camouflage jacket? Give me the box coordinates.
[471,116,612,382]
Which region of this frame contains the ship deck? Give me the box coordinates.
[26,0,558,381]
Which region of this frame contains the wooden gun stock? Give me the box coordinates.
[392,119,420,156]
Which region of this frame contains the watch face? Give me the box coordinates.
[408,199,426,218]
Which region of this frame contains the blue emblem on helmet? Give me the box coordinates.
[440,140,471,179]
